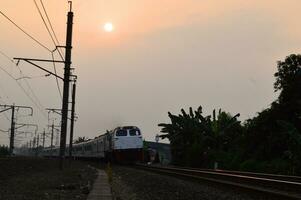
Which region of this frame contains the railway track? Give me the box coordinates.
[179,167,301,183]
[134,164,301,199]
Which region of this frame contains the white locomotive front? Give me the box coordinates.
[110,126,143,162]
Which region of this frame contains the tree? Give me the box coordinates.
[73,136,89,144]
[274,54,301,130]
[243,54,301,174]
[0,145,9,157]
[158,106,242,168]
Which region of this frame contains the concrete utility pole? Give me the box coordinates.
[51,123,54,148]
[36,134,40,156]
[37,134,39,148]
[33,137,36,150]
[47,121,60,156]
[69,79,76,158]
[10,106,15,154]
[59,2,74,169]
[42,129,45,148]
[0,104,33,155]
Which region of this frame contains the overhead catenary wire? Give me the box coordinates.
[0,10,51,52]
[33,0,63,99]
[33,1,59,52]
[39,0,65,61]
[0,51,48,119]
[16,65,48,118]
[0,50,14,63]
[0,83,12,121]
[0,65,47,119]
[51,53,62,99]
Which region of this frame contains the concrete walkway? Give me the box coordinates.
[87,169,113,200]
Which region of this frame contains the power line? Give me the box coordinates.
[0,81,13,121]
[33,0,64,99]
[15,65,47,118]
[31,1,63,99]
[33,0,57,49]
[39,0,65,61]
[0,50,14,63]
[0,51,48,119]
[51,53,62,99]
[0,98,10,121]
[0,65,47,119]
[0,10,51,52]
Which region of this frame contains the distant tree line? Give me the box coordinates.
[0,145,9,157]
[159,54,301,175]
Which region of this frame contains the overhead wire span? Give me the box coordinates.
[51,53,62,99]
[0,51,48,119]
[0,99,11,121]
[33,0,63,99]
[15,63,47,117]
[0,50,15,63]
[39,0,65,61]
[33,0,57,48]
[0,10,51,52]
[0,64,47,120]
[0,80,13,121]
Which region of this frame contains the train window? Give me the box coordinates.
[84,145,92,151]
[116,129,127,136]
[129,129,139,136]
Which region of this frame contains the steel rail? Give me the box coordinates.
[134,164,301,199]
[176,166,301,183]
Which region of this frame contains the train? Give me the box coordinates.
[41,126,144,162]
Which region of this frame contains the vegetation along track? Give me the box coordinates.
[133,164,301,199]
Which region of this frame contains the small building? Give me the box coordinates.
[144,141,171,165]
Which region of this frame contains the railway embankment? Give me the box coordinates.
[110,165,271,200]
[0,157,97,200]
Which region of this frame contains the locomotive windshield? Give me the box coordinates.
[129,129,141,136]
[116,129,127,136]
[115,128,141,136]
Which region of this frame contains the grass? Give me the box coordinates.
[0,157,97,200]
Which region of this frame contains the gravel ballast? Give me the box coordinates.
[0,157,97,200]
[111,165,276,200]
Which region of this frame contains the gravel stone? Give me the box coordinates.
[111,166,276,200]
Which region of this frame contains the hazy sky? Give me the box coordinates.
[1,0,301,146]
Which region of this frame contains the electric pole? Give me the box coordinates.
[48,122,59,156]
[0,104,33,155]
[36,134,40,156]
[10,105,15,155]
[42,129,45,148]
[59,2,74,169]
[69,79,76,158]
[51,123,54,151]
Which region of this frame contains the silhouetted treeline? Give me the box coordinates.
[159,54,301,175]
[0,145,9,157]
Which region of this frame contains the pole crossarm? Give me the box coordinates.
[47,124,60,131]
[13,58,64,81]
[14,124,26,130]
[0,107,11,113]
[0,104,33,116]
[14,58,65,64]
[15,123,38,131]
[0,129,9,133]
[15,131,32,136]
[46,108,76,121]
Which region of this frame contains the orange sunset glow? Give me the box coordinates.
[1,0,301,198]
[0,0,300,154]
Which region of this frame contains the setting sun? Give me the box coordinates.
[104,22,114,32]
